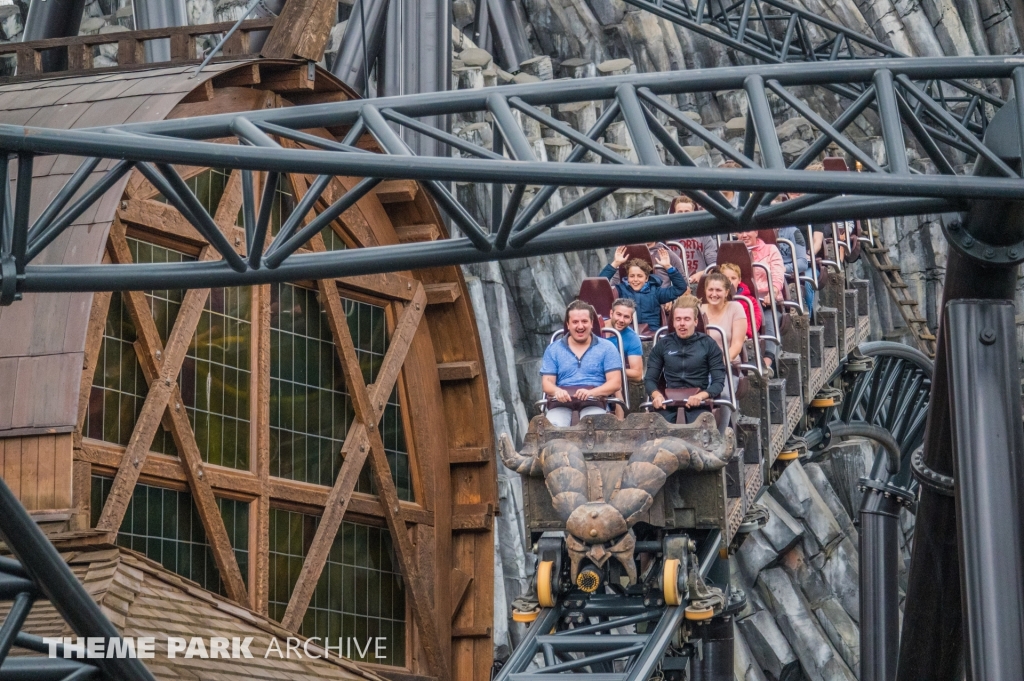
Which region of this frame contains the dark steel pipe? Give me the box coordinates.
[0,658,99,681]
[0,477,155,681]
[132,0,187,63]
[897,97,1024,681]
[331,0,390,96]
[691,615,735,681]
[487,0,532,71]
[945,300,1024,681]
[860,452,901,681]
[22,0,88,72]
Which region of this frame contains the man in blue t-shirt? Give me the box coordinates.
[603,299,644,418]
[540,300,623,427]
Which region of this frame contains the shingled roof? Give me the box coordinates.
[3,540,386,681]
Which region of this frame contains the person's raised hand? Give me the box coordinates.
[657,249,672,270]
[612,246,629,267]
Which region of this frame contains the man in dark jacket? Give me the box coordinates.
[644,295,727,424]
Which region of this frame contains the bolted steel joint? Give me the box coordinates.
[943,221,1024,268]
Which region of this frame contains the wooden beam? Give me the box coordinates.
[259,65,315,92]
[451,626,492,638]
[252,284,271,613]
[448,447,490,465]
[79,439,262,498]
[100,233,248,604]
[259,0,336,61]
[452,503,494,532]
[278,251,446,675]
[437,361,480,381]
[213,63,261,88]
[450,568,473,622]
[120,198,246,254]
[424,283,461,305]
[180,79,215,104]
[395,224,441,243]
[375,180,419,204]
[77,260,112,432]
[268,477,434,525]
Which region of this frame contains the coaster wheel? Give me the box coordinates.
[537,560,557,608]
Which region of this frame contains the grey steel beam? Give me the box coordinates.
[0,476,156,681]
[331,0,390,95]
[13,195,954,294]
[945,300,1024,681]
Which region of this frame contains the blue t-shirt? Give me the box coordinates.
[605,326,643,358]
[540,335,623,386]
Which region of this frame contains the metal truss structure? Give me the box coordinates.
[617,0,1003,134]
[0,474,156,681]
[0,56,1020,301]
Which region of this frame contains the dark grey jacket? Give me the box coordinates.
[644,332,726,399]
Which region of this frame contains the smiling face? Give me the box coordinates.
[567,309,593,342]
[737,231,759,248]
[673,306,698,338]
[610,304,634,331]
[626,265,648,291]
[705,278,727,306]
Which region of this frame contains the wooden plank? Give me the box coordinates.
[53,434,73,509]
[450,568,473,621]
[117,37,144,66]
[1,438,17,500]
[259,0,335,61]
[336,273,418,301]
[375,180,419,204]
[120,198,246,253]
[213,63,261,87]
[267,477,434,526]
[82,441,264,494]
[72,460,92,528]
[16,48,41,76]
[396,224,441,243]
[180,79,214,104]
[449,447,490,465]
[258,65,315,92]
[424,283,461,305]
[19,437,39,511]
[77,289,112,431]
[451,626,492,638]
[36,435,57,509]
[253,284,270,614]
[452,503,494,532]
[67,44,91,71]
[437,361,480,382]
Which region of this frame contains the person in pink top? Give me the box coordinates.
[736,230,785,375]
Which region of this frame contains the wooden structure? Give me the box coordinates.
[0,58,496,681]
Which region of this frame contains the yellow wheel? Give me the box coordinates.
[513,607,540,623]
[576,569,601,593]
[537,560,556,608]
[685,604,715,621]
[663,559,682,606]
[810,397,835,408]
[778,449,800,461]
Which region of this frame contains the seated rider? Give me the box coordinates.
[540,300,623,427]
[645,296,727,424]
[720,263,762,341]
[599,247,687,328]
[604,298,645,417]
[670,196,718,285]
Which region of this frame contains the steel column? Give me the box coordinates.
[131,0,188,63]
[945,300,1024,681]
[487,0,533,72]
[331,0,390,96]
[897,96,1024,681]
[690,615,734,681]
[859,453,901,681]
[21,0,88,72]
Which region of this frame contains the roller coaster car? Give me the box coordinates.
[499,411,738,616]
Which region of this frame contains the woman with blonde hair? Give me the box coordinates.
[700,271,746,363]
